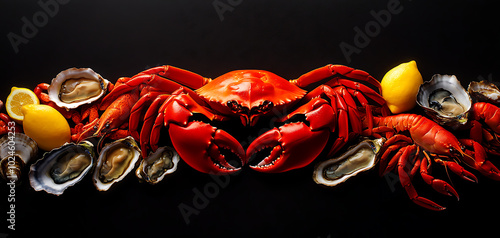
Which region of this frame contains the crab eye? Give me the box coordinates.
[227,100,241,112]
[259,100,274,112]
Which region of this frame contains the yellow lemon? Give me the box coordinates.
[22,104,71,151]
[5,87,40,124]
[380,60,423,114]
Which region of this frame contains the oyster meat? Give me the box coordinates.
[29,141,95,195]
[136,146,179,184]
[313,138,384,187]
[428,89,466,117]
[48,68,109,109]
[0,133,38,185]
[93,136,141,191]
[417,74,472,129]
[468,80,500,104]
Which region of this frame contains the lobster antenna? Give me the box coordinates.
[97,133,110,155]
[442,161,455,188]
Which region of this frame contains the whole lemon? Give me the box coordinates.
[380,60,423,114]
[22,104,71,151]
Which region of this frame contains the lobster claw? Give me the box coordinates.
[169,121,245,174]
[247,122,329,173]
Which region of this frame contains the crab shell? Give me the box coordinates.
[48,67,109,109]
[196,70,306,126]
[416,74,472,130]
[313,138,384,186]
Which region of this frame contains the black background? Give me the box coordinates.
[1,0,500,237]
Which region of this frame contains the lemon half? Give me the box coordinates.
[5,87,40,123]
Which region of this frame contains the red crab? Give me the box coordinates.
[98,65,389,174]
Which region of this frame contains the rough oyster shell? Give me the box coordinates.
[468,80,500,104]
[93,136,141,191]
[136,146,179,184]
[0,133,38,185]
[29,141,95,195]
[417,74,472,129]
[313,138,384,187]
[48,68,109,109]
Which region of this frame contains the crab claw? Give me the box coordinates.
[247,122,329,173]
[169,121,245,174]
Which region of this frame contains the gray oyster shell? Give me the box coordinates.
[0,133,38,185]
[417,74,472,129]
[468,80,500,104]
[136,146,179,185]
[313,138,384,187]
[29,141,95,195]
[48,68,109,109]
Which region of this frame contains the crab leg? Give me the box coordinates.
[297,85,358,157]
[139,94,171,155]
[292,64,382,92]
[101,66,208,110]
[129,91,164,140]
[137,65,210,89]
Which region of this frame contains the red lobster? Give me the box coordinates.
[469,102,500,155]
[366,114,500,210]
[97,65,389,174]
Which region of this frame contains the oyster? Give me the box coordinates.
[136,146,179,184]
[93,136,141,191]
[29,141,95,195]
[313,138,384,187]
[48,68,109,109]
[468,80,500,104]
[417,74,472,129]
[0,133,38,185]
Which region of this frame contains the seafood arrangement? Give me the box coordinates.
[0,63,499,211]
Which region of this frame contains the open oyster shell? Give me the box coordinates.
[417,74,472,129]
[0,133,38,185]
[93,136,141,191]
[48,68,109,109]
[468,80,500,104]
[29,141,95,195]
[136,146,179,185]
[313,138,384,187]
